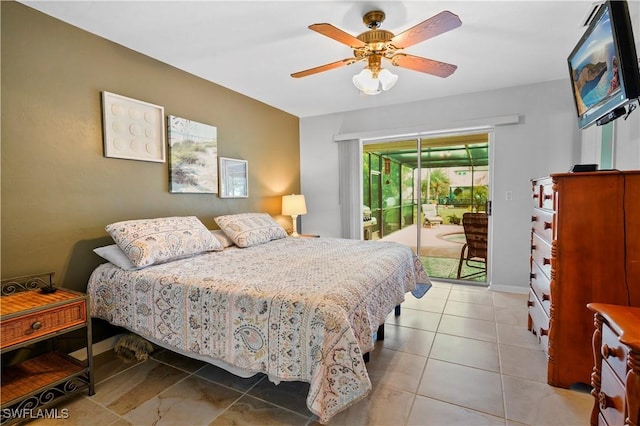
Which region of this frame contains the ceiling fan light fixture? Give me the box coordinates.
[353,67,397,95]
[353,68,381,95]
[378,68,398,91]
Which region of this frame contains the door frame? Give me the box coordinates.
[360,127,495,286]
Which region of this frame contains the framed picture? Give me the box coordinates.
[101,91,165,162]
[218,157,248,198]
[168,115,218,193]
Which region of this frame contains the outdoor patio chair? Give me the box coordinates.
[422,204,444,228]
[457,212,488,279]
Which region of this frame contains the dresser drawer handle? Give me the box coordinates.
[530,273,536,280]
[537,327,549,344]
[31,321,42,330]
[543,194,552,200]
[542,293,550,301]
[544,221,552,230]
[543,257,551,265]
[531,244,536,251]
[602,344,621,359]
[531,215,538,222]
[527,300,534,307]
[532,193,540,199]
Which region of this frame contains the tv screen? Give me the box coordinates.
[568,0,640,129]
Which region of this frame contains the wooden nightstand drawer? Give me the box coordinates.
[601,323,629,383]
[599,360,626,426]
[1,300,86,349]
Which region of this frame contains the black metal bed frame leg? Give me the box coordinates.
[377,323,385,341]
[364,304,401,363]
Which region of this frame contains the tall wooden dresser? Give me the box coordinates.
[528,170,640,389]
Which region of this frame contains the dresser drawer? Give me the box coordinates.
[531,233,552,277]
[532,178,554,210]
[531,208,554,243]
[527,290,549,351]
[599,359,626,426]
[601,323,629,383]
[0,300,86,349]
[530,261,551,316]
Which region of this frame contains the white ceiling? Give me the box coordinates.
[22,1,607,118]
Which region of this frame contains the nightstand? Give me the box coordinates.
[1,273,94,425]
[587,303,640,426]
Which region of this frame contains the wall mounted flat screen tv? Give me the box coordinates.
[568,0,640,129]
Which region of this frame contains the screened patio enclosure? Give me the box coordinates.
[362,133,489,282]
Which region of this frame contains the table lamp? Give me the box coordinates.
[282,194,307,236]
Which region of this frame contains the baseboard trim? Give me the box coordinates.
[69,333,124,361]
[488,284,529,294]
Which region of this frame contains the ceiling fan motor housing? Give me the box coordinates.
[363,10,385,28]
[357,29,394,45]
[356,11,395,59]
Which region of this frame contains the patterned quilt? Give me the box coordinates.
[87,237,430,423]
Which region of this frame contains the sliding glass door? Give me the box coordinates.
[362,133,490,285]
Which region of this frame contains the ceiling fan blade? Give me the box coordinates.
[291,58,359,78]
[391,11,462,49]
[391,54,457,78]
[309,23,367,48]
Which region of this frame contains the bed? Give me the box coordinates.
[87,214,430,423]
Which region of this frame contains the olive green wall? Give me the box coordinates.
[1,2,300,291]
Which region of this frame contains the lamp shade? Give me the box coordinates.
[378,69,398,91]
[282,194,307,216]
[353,67,398,95]
[353,69,381,95]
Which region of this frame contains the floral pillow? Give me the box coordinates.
[106,216,222,268]
[215,213,287,248]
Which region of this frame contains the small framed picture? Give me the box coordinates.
[218,157,248,198]
[101,91,165,162]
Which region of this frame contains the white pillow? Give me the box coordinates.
[93,245,141,271]
[214,213,287,248]
[210,229,235,248]
[106,216,222,268]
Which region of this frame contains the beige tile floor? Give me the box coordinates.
[30,282,593,426]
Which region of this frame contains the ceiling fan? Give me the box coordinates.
[291,10,462,95]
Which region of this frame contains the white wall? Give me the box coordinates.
[580,112,640,168]
[299,79,583,291]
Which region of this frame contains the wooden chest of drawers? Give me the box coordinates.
[528,171,640,388]
[587,303,640,426]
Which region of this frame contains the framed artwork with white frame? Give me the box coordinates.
[218,157,248,198]
[101,91,165,162]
